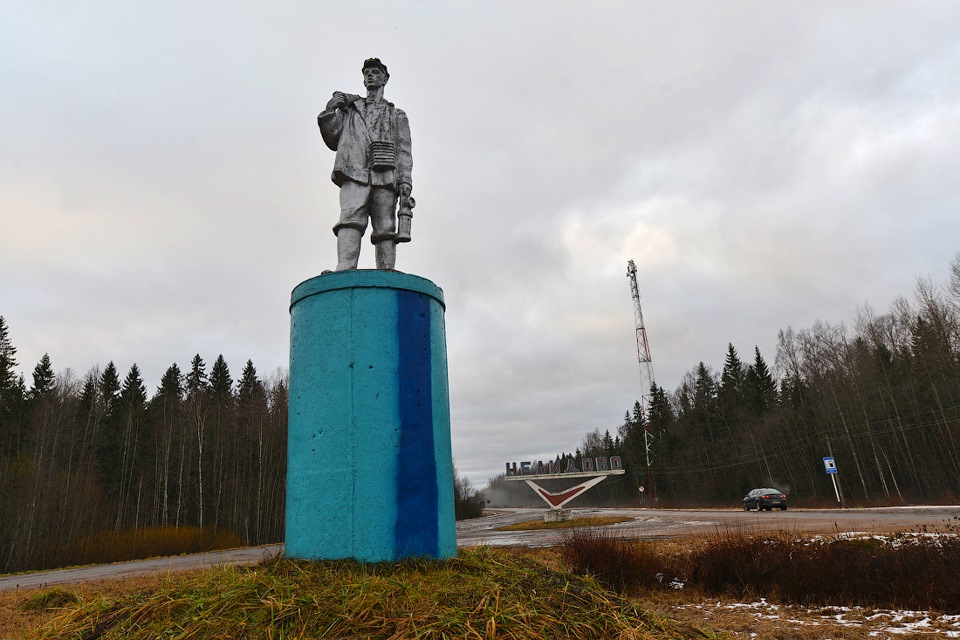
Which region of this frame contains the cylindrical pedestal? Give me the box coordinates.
[286,270,456,562]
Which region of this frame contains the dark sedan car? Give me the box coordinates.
[743,488,787,511]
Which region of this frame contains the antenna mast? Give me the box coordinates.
[627,259,656,500]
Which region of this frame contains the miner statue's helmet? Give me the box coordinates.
[362,58,389,80]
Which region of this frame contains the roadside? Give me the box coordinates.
[4,505,960,592]
[6,527,960,640]
[0,544,281,592]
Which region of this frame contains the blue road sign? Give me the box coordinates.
[823,457,838,474]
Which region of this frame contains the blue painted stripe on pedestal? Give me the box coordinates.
[394,290,439,558]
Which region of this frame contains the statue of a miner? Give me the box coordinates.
[318,58,415,271]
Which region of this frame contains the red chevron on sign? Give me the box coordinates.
[523,475,608,509]
[536,485,586,507]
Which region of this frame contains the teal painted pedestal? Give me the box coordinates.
[286,270,457,562]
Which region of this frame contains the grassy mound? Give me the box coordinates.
[38,547,712,639]
[21,588,80,611]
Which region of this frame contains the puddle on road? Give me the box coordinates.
[457,537,551,548]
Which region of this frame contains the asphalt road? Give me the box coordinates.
[455,505,960,547]
[3,506,958,591]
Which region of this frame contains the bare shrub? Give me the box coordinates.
[685,527,960,612]
[559,527,664,592]
[557,525,960,612]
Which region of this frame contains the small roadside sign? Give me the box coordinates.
[639,485,645,493]
[823,457,837,474]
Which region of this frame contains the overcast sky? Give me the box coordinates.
[3,2,958,487]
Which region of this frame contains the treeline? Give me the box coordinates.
[489,253,960,509]
[0,324,287,573]
[618,253,960,506]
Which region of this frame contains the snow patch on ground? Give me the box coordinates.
[676,599,960,637]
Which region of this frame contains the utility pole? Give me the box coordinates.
[627,259,657,501]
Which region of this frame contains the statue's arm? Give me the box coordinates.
[396,110,413,195]
[317,109,342,151]
[317,92,361,151]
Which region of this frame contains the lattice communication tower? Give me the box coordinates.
[626,259,656,499]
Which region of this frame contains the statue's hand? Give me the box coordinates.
[325,91,348,111]
[399,183,412,200]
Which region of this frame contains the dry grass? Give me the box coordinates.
[3,527,245,575]
[30,547,718,640]
[0,575,161,640]
[682,527,960,612]
[496,516,633,532]
[70,526,242,566]
[9,526,958,639]
[556,527,960,638]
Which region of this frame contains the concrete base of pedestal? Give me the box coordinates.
[286,270,456,562]
[544,509,572,523]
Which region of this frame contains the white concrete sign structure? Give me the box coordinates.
[504,455,625,519]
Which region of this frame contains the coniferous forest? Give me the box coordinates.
[0,335,288,574]
[489,253,960,510]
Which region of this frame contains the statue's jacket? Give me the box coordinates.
[318,94,412,192]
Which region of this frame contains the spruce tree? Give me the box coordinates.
[718,343,746,414]
[744,346,778,415]
[691,362,718,422]
[120,364,147,407]
[238,360,264,410]
[155,364,184,401]
[78,371,98,414]
[149,364,183,528]
[602,430,614,454]
[631,400,644,427]
[648,383,675,430]
[115,364,148,528]
[207,355,234,531]
[99,362,121,411]
[0,316,19,400]
[97,362,123,491]
[209,355,233,398]
[186,355,208,397]
[76,369,102,474]
[185,354,209,530]
[0,317,24,455]
[28,354,55,400]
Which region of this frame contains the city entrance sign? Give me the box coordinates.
[504,456,623,477]
[503,456,625,519]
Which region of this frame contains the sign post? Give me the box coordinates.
[823,456,842,508]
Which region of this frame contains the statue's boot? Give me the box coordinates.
[334,228,363,271]
[375,241,396,270]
